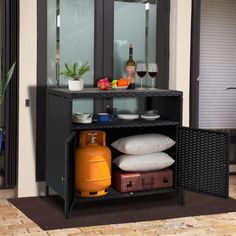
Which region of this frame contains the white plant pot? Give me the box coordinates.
[68,79,84,91]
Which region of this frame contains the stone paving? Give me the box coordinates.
[0,177,236,235]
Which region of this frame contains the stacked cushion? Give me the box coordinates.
[113,152,175,172]
[111,133,175,155]
[112,133,175,172]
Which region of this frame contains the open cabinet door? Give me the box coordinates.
[177,127,229,198]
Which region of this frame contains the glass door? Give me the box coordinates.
[113,0,157,114]
[47,0,95,114]
[0,0,18,188]
[0,0,5,187]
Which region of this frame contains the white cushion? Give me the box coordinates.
[113,152,175,172]
[111,133,175,155]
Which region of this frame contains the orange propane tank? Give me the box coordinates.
[75,130,111,197]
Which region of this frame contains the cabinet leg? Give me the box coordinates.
[64,196,76,219]
[65,199,69,219]
[177,189,185,206]
[45,185,49,196]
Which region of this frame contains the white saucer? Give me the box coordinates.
[141,114,160,121]
[111,86,128,90]
[117,114,139,120]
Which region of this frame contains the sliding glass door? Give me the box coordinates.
[0,0,18,188]
[47,0,94,113]
[0,0,5,127]
[38,0,170,181]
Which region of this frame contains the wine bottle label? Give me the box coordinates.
[126,66,135,85]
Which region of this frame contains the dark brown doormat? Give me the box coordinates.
[9,191,236,230]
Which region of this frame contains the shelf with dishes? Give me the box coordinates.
[72,109,179,130]
[72,118,180,130]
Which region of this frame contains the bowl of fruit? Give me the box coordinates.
[111,78,129,89]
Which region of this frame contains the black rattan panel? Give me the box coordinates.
[177,127,229,198]
[147,96,182,123]
[46,94,72,199]
[47,88,182,99]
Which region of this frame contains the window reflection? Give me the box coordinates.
[47,0,94,113]
[113,0,156,113]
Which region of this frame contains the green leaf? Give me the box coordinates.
[73,63,78,75]
[64,63,71,73]
[77,62,90,79]
[0,58,16,103]
[2,61,16,95]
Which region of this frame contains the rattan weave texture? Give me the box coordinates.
[46,94,72,199]
[47,88,183,98]
[147,96,182,123]
[72,119,179,130]
[177,127,229,198]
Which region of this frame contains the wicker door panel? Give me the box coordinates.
[177,127,229,198]
[46,94,72,199]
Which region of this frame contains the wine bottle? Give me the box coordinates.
[126,44,135,89]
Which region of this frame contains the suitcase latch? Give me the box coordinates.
[141,178,154,188]
[127,181,133,187]
[163,177,169,183]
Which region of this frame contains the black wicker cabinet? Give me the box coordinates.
[46,88,229,218]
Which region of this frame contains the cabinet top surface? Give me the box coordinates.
[47,88,183,98]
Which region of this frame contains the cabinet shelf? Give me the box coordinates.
[47,88,183,98]
[75,187,178,203]
[72,119,180,130]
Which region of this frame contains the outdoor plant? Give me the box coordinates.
[61,62,90,80]
[0,57,16,104]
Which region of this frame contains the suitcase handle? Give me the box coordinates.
[141,177,154,189]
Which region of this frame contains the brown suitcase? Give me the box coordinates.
[112,168,173,193]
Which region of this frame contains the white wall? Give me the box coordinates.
[169,0,192,126]
[18,0,44,197]
[17,0,192,197]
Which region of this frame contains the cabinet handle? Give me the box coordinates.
[61,177,65,182]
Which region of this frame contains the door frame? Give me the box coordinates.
[190,0,236,169]
[1,0,19,188]
[190,0,201,128]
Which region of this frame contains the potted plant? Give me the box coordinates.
[0,57,16,104]
[61,62,90,91]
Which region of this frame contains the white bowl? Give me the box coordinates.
[140,114,160,121]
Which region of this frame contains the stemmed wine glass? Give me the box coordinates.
[148,63,158,90]
[136,63,147,90]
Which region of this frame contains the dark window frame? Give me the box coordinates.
[36,0,170,181]
[1,0,19,188]
[190,0,201,128]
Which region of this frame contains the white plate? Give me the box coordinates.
[141,114,160,121]
[112,86,128,90]
[118,114,139,120]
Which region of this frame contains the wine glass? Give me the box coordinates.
[136,63,147,90]
[148,63,158,90]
